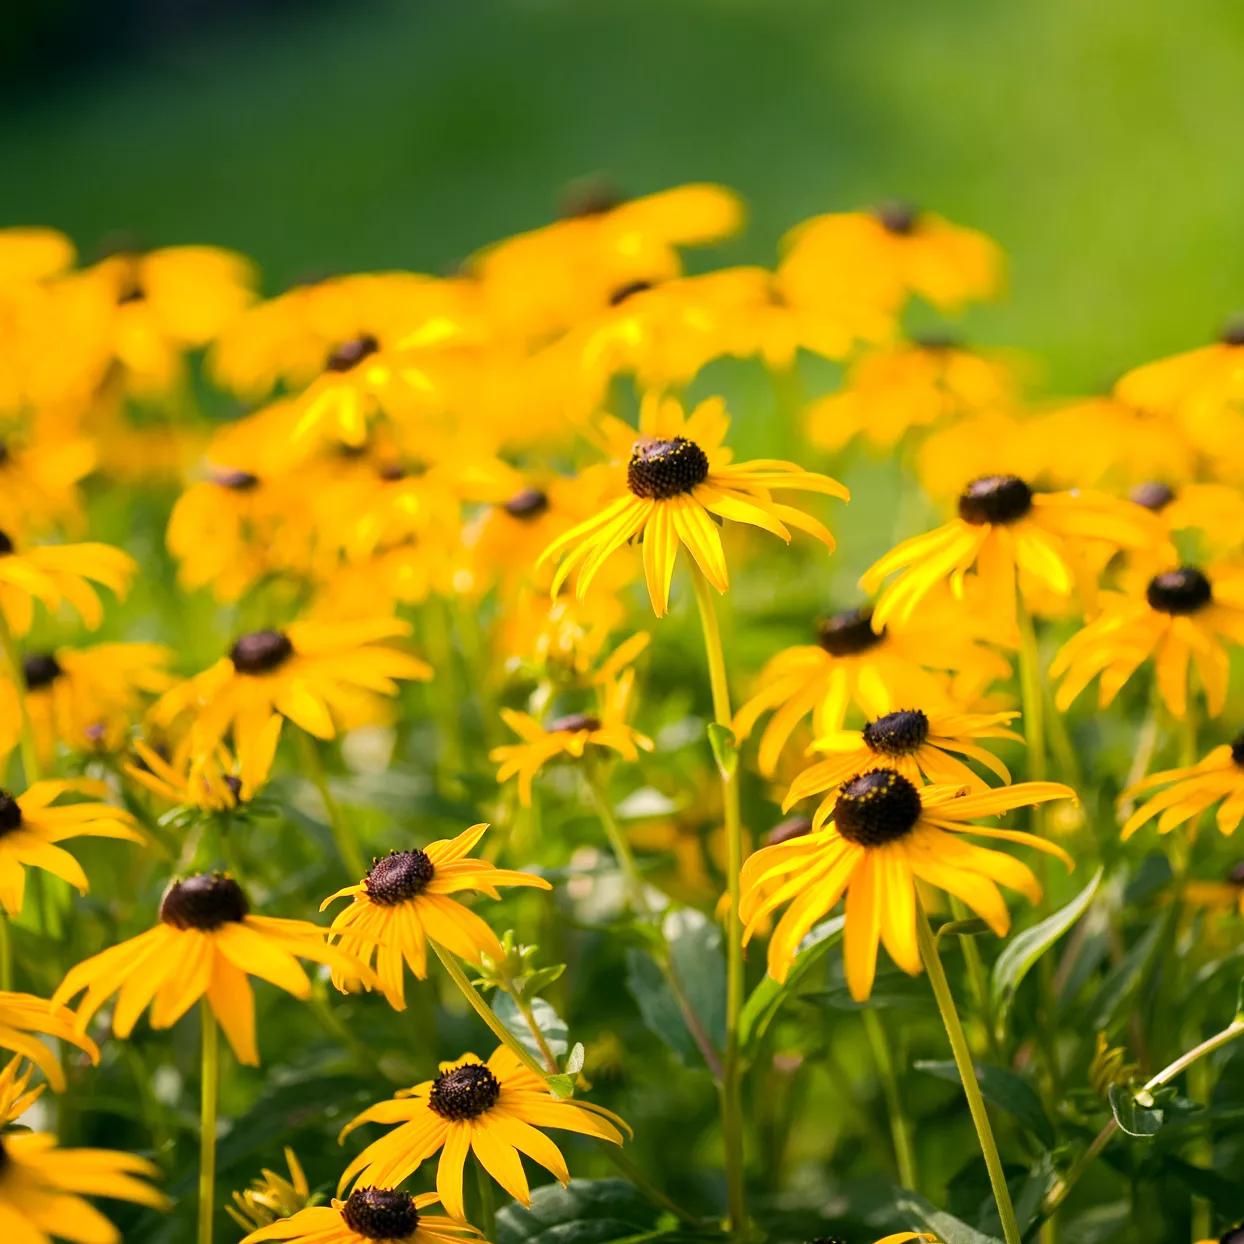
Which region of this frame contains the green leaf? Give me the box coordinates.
[1088,909,1172,1034]
[493,994,569,1061]
[936,917,993,943]
[1107,1083,1164,1137]
[496,1178,661,1244]
[545,1073,576,1100]
[915,1060,1056,1149]
[1061,1203,1130,1244]
[521,963,567,998]
[885,1192,1003,1244]
[1163,1156,1244,1218]
[1236,973,1244,1021]
[565,1041,586,1074]
[991,866,1103,1026]
[739,916,845,1053]
[706,722,738,780]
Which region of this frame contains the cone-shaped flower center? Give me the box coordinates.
[341,1188,420,1240]
[833,770,922,847]
[0,793,22,836]
[230,629,295,675]
[863,708,930,756]
[816,608,884,657]
[429,1062,502,1120]
[872,200,919,235]
[546,712,601,734]
[213,468,260,492]
[1231,733,1244,768]
[766,814,812,845]
[627,437,709,500]
[325,334,380,373]
[160,873,249,930]
[22,652,63,690]
[365,850,435,905]
[1146,567,1212,616]
[503,488,550,520]
[1130,480,1175,511]
[958,475,1033,526]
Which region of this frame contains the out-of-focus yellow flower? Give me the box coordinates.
[501,594,649,690]
[228,1148,321,1234]
[1128,480,1244,557]
[1121,734,1244,840]
[0,429,95,539]
[0,992,99,1091]
[0,227,75,285]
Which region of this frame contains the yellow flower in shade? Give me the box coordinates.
[733,593,1012,778]
[0,532,136,637]
[860,475,1161,636]
[491,669,654,806]
[321,822,552,1011]
[151,618,432,757]
[337,1046,628,1216]
[540,395,848,617]
[0,431,95,541]
[1183,865,1244,920]
[54,872,378,1066]
[1120,734,1244,839]
[0,781,143,916]
[228,1147,320,1233]
[739,773,1075,998]
[0,991,100,1091]
[240,1189,481,1244]
[1051,564,1244,719]
[806,338,1020,454]
[784,704,1020,821]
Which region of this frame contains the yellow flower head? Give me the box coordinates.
[240,1189,481,1244]
[540,395,848,617]
[54,871,378,1066]
[321,822,551,1011]
[228,1147,320,1233]
[1120,734,1244,840]
[0,429,95,541]
[0,227,75,285]
[0,991,100,1091]
[338,1045,628,1218]
[1127,480,1244,558]
[740,775,1075,999]
[0,533,136,637]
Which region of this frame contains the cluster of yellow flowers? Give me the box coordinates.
[2,183,1244,1244]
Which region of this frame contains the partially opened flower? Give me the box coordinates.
[239,1189,482,1244]
[338,1045,628,1217]
[321,822,551,1010]
[740,772,1075,998]
[540,395,847,617]
[1120,734,1244,839]
[54,872,378,1065]
[228,1147,320,1233]
[0,991,99,1090]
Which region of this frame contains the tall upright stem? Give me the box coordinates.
[917,902,1022,1244]
[198,1003,220,1244]
[0,609,40,785]
[0,915,11,992]
[862,1008,918,1189]
[688,565,746,1234]
[298,731,366,880]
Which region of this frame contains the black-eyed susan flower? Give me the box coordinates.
[0,532,136,636]
[0,780,143,916]
[240,1189,482,1244]
[228,1148,321,1233]
[338,1046,628,1217]
[321,822,552,1011]
[734,592,1012,777]
[739,773,1075,999]
[1128,480,1244,557]
[784,704,1020,821]
[491,669,653,806]
[860,475,1161,636]
[1183,864,1244,921]
[1051,564,1244,719]
[1120,733,1244,839]
[0,429,95,541]
[151,618,432,758]
[0,991,100,1091]
[54,872,377,1066]
[540,395,847,617]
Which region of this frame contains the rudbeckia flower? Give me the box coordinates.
[152,618,432,757]
[739,772,1075,998]
[733,593,1012,777]
[784,704,1020,819]
[1127,480,1244,556]
[0,430,95,541]
[54,872,378,1066]
[1120,733,1244,839]
[0,991,100,1091]
[490,668,654,806]
[1051,564,1244,718]
[338,1046,628,1217]
[0,532,136,636]
[540,395,848,617]
[321,822,552,1010]
[0,781,143,916]
[860,475,1161,635]
[239,1189,482,1244]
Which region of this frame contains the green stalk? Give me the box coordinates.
[298,730,366,880]
[917,902,1021,1244]
[688,565,747,1234]
[862,1008,918,1189]
[474,1155,496,1241]
[0,608,41,785]
[949,895,1001,1062]
[198,1003,220,1244]
[511,988,561,1073]
[0,914,11,992]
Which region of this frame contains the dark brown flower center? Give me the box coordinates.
[503,488,550,520]
[833,771,922,847]
[428,1062,501,1120]
[0,793,22,836]
[213,468,260,492]
[559,180,626,219]
[1231,733,1244,768]
[341,1188,420,1240]
[609,279,654,306]
[872,200,919,235]
[160,873,249,930]
[0,531,13,555]
[1130,481,1175,511]
[229,630,294,675]
[1146,567,1212,616]
[1220,318,1244,348]
[117,282,146,305]
[627,437,710,500]
[365,850,435,905]
[766,814,812,845]
[816,608,884,657]
[1218,1229,1244,1244]
[1227,861,1244,888]
[546,713,601,734]
[223,775,244,800]
[325,334,380,373]
[958,475,1033,526]
[22,652,63,691]
[863,709,930,756]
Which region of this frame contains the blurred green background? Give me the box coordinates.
[6,0,1244,395]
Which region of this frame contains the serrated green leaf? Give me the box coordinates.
[496,1178,661,1244]
[916,1060,1056,1149]
[1108,1083,1163,1137]
[706,722,738,780]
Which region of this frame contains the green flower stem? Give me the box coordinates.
[198,1003,220,1244]
[688,564,747,1234]
[510,988,561,1073]
[474,1154,496,1241]
[949,895,1001,1063]
[298,730,366,881]
[0,608,41,785]
[917,901,1022,1244]
[1179,694,1198,768]
[862,1007,918,1189]
[0,914,11,993]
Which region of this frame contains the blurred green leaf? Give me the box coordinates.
[706,723,737,780]
[666,908,726,1050]
[1088,909,1172,1034]
[493,994,568,1061]
[496,1178,661,1244]
[885,1191,1003,1244]
[1107,1083,1163,1137]
[1162,1156,1244,1217]
[915,1060,1055,1149]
